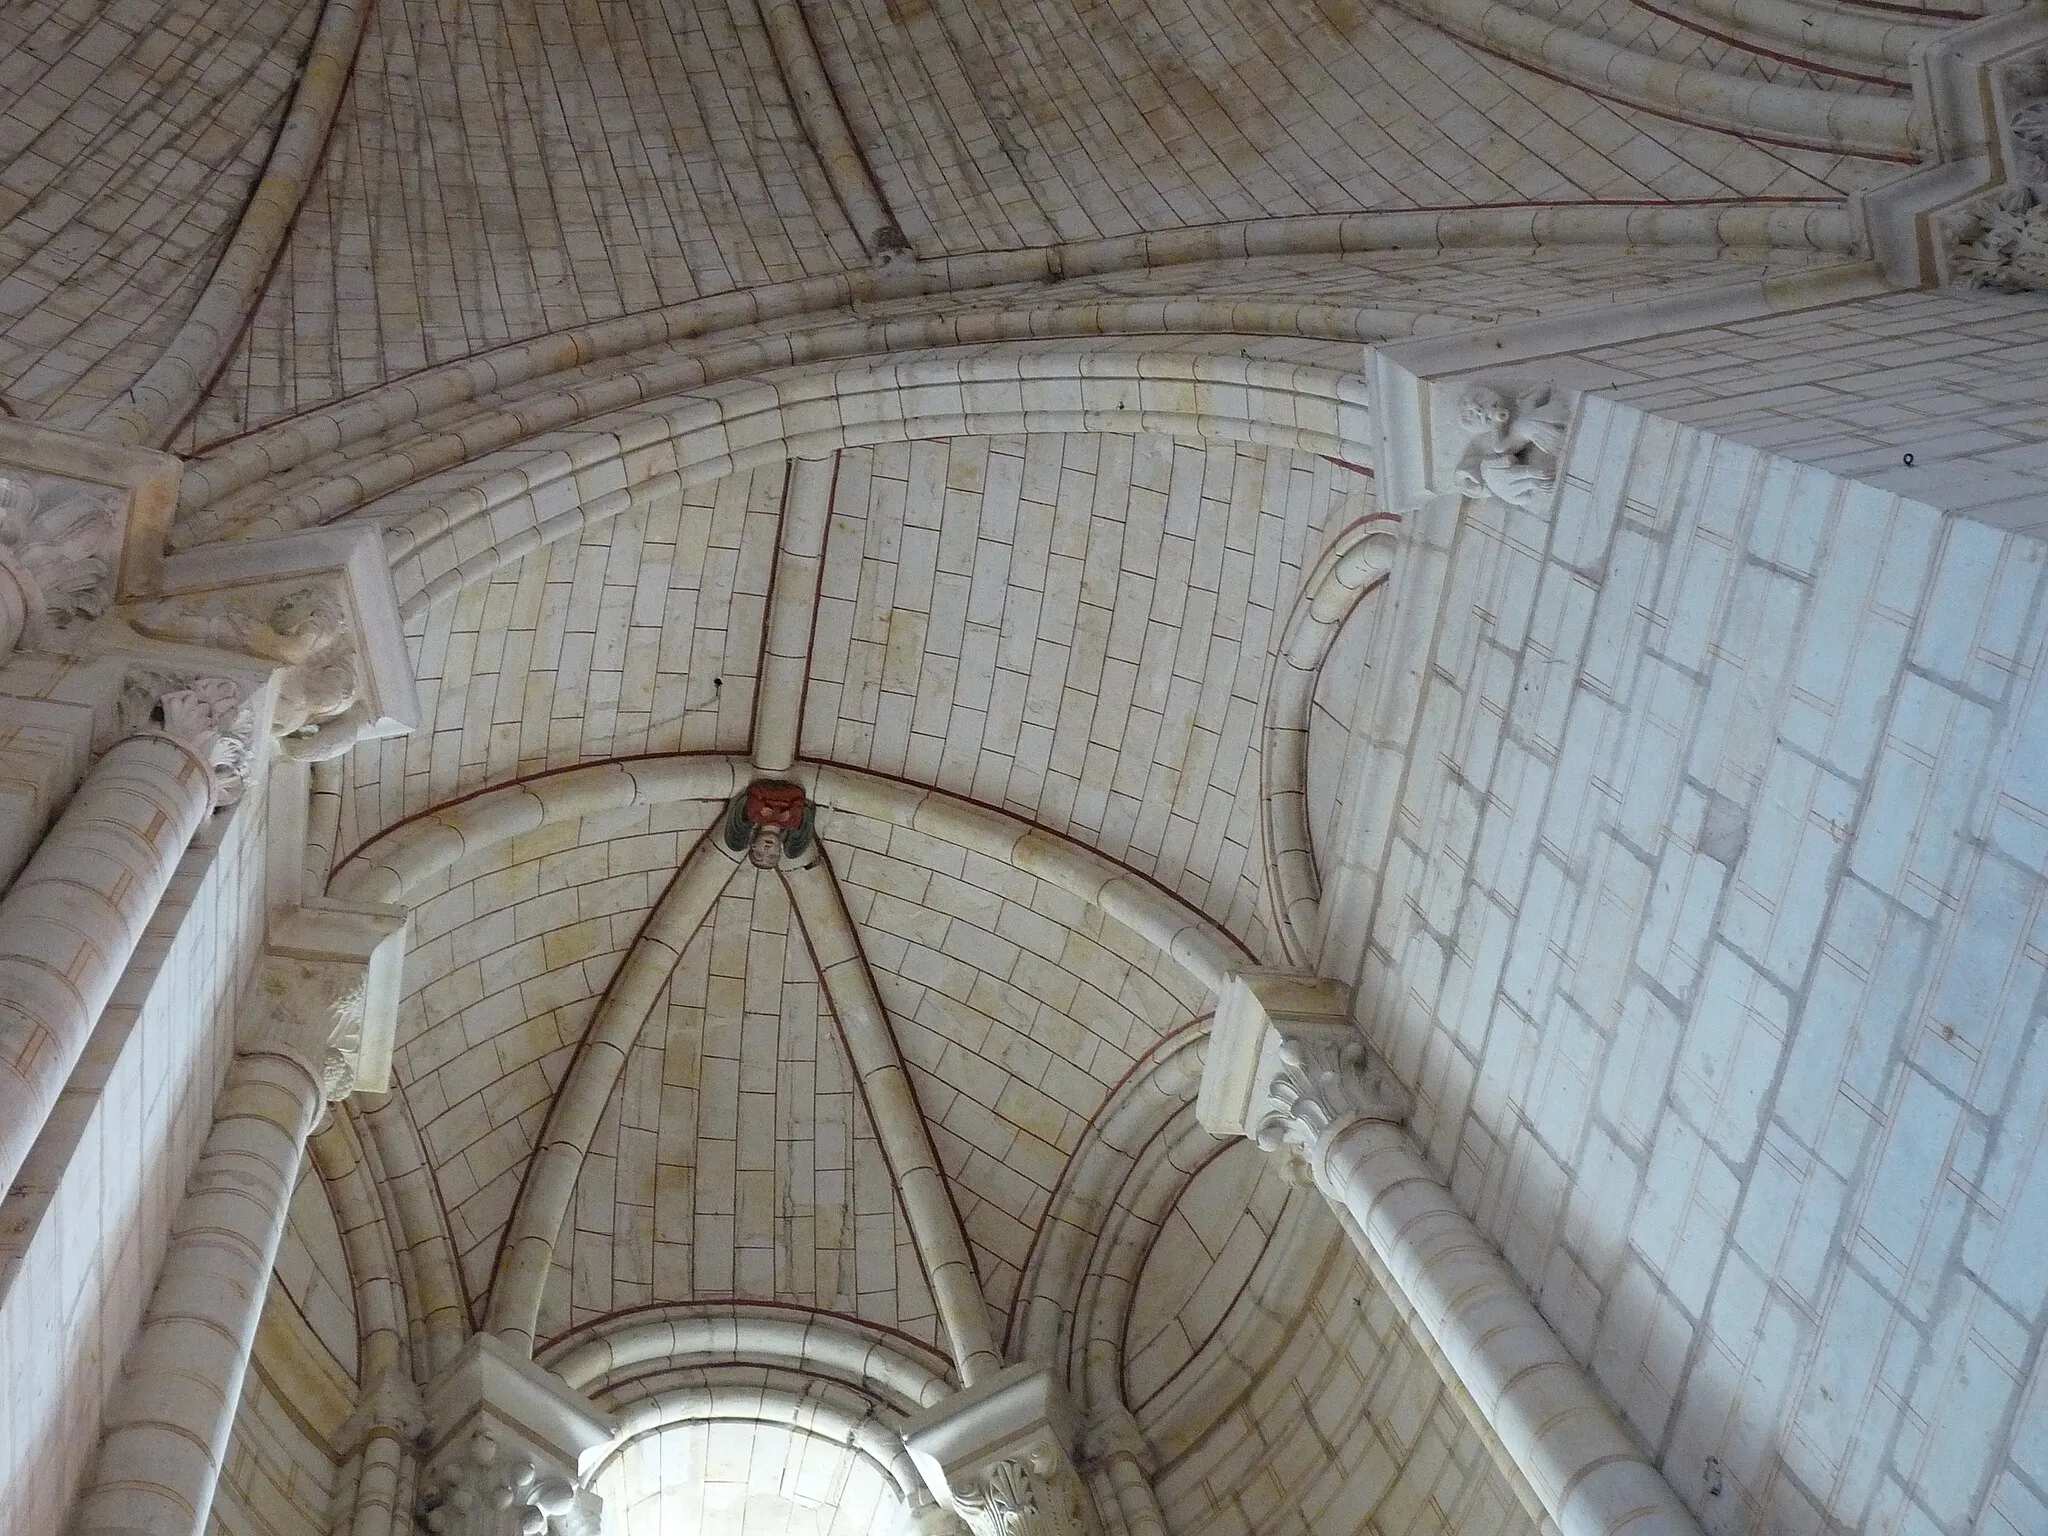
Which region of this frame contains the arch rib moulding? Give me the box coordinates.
[176,206,1858,530]
[544,1300,955,1414]
[329,756,1249,994]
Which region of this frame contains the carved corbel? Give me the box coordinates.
[117,524,420,763]
[127,578,371,759]
[1449,382,1572,511]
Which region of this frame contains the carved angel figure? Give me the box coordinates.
[1451,384,1570,510]
[721,780,817,868]
[132,583,374,760]
[0,473,121,628]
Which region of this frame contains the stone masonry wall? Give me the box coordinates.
[1354,393,2048,1536]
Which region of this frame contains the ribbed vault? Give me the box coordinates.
[2,0,2038,1530]
[288,386,1422,1528]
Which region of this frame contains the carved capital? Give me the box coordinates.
[1937,38,2048,292]
[952,1450,1094,1536]
[0,470,125,635]
[246,954,368,1101]
[1999,51,2048,182]
[1251,1023,1410,1163]
[1078,1404,1152,1476]
[422,1428,597,1536]
[1198,969,1408,1179]
[247,903,410,1100]
[1939,184,2048,293]
[344,1364,427,1447]
[904,1363,1105,1536]
[421,1334,615,1536]
[120,667,260,806]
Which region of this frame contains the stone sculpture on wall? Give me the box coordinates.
[721,779,818,868]
[1451,383,1571,510]
[0,471,124,631]
[130,580,374,760]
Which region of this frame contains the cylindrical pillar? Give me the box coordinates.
[1095,1449,1167,1536]
[0,695,227,1195]
[348,1406,415,1536]
[1308,1115,1701,1536]
[67,1046,324,1536]
[311,1115,426,1536]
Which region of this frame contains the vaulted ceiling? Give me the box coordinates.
[320,430,1355,1348]
[2,0,2002,1529]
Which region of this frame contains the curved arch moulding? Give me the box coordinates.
[330,755,1249,998]
[373,342,1381,622]
[1260,516,1401,968]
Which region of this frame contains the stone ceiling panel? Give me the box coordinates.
[537,877,942,1357]
[273,1164,359,1384]
[1142,1177,1540,1536]
[340,468,778,857]
[596,1418,906,1536]
[1122,1141,1286,1416]
[186,0,868,443]
[0,0,320,423]
[389,799,718,1308]
[828,806,1215,1326]
[810,0,1880,254]
[803,432,1369,958]
[1308,582,1390,895]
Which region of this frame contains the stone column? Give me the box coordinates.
[0,674,248,1197]
[420,1332,616,1536]
[65,908,406,1536]
[66,967,358,1535]
[903,1362,1108,1536]
[343,1367,427,1536]
[1081,1406,1166,1536]
[1198,970,1704,1536]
